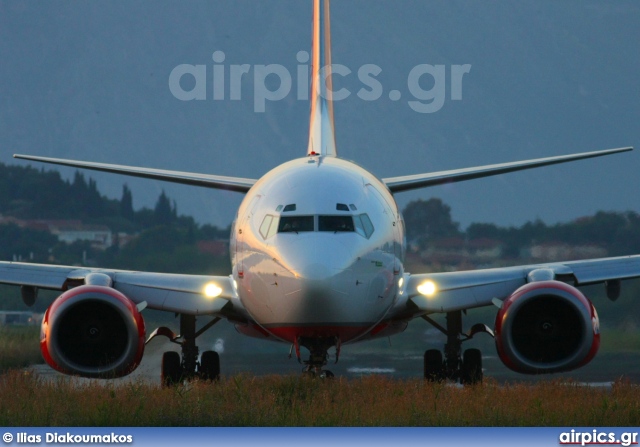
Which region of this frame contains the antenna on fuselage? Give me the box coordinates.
[307,0,337,158]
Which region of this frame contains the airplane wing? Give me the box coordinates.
[382,147,632,193]
[394,254,640,317]
[0,261,248,318]
[13,154,257,193]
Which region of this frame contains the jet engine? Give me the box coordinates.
[494,280,599,374]
[40,285,145,378]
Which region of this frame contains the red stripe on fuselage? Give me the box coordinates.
[264,325,374,343]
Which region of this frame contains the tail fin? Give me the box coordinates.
[307,0,337,157]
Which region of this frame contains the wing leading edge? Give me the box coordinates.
[383,147,633,193]
[13,154,257,193]
[393,254,640,318]
[0,261,249,318]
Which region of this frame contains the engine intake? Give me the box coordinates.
[495,280,599,374]
[41,285,145,378]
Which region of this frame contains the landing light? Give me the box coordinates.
[204,283,223,298]
[418,280,437,297]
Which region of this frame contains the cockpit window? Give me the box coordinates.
[336,203,349,211]
[263,213,373,238]
[282,204,297,212]
[259,214,279,239]
[319,215,355,232]
[278,215,314,233]
[353,213,375,239]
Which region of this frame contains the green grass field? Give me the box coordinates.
[0,326,42,373]
[1,371,639,426]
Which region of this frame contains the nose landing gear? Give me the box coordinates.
[293,336,339,378]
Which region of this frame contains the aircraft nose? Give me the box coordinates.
[275,235,354,279]
[268,235,363,327]
[263,234,394,337]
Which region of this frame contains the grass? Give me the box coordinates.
[0,326,42,373]
[1,372,640,426]
[599,329,640,353]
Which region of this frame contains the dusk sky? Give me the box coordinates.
[1,1,638,229]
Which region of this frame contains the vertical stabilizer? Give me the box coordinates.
[307,0,337,157]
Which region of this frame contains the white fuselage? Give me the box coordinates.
[231,155,406,345]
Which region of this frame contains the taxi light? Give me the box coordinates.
[204,283,223,298]
[417,280,437,297]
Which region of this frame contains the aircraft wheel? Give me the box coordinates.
[424,349,444,382]
[199,350,220,381]
[460,348,483,385]
[161,351,182,387]
[319,370,335,379]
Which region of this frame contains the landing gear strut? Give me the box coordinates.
[148,314,221,386]
[294,336,337,378]
[421,311,490,385]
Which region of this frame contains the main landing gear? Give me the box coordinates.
[292,336,339,378]
[147,314,222,386]
[421,311,493,385]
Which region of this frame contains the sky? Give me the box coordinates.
[1,0,639,229]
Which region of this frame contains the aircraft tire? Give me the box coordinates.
[199,350,220,381]
[460,348,483,385]
[161,351,182,387]
[424,349,444,382]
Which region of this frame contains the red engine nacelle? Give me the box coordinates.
[40,285,146,378]
[494,280,600,374]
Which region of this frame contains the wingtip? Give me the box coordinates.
[596,146,633,155]
[14,154,42,161]
[12,154,34,160]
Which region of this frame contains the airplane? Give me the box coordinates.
[3,0,639,385]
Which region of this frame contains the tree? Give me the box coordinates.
[120,184,134,221]
[403,198,461,248]
[0,223,58,262]
[570,211,627,247]
[85,177,104,217]
[153,191,176,225]
[467,223,501,241]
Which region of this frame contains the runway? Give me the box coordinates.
[26,339,640,387]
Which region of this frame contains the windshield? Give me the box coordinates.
[318,215,355,232]
[261,213,374,238]
[277,215,314,233]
